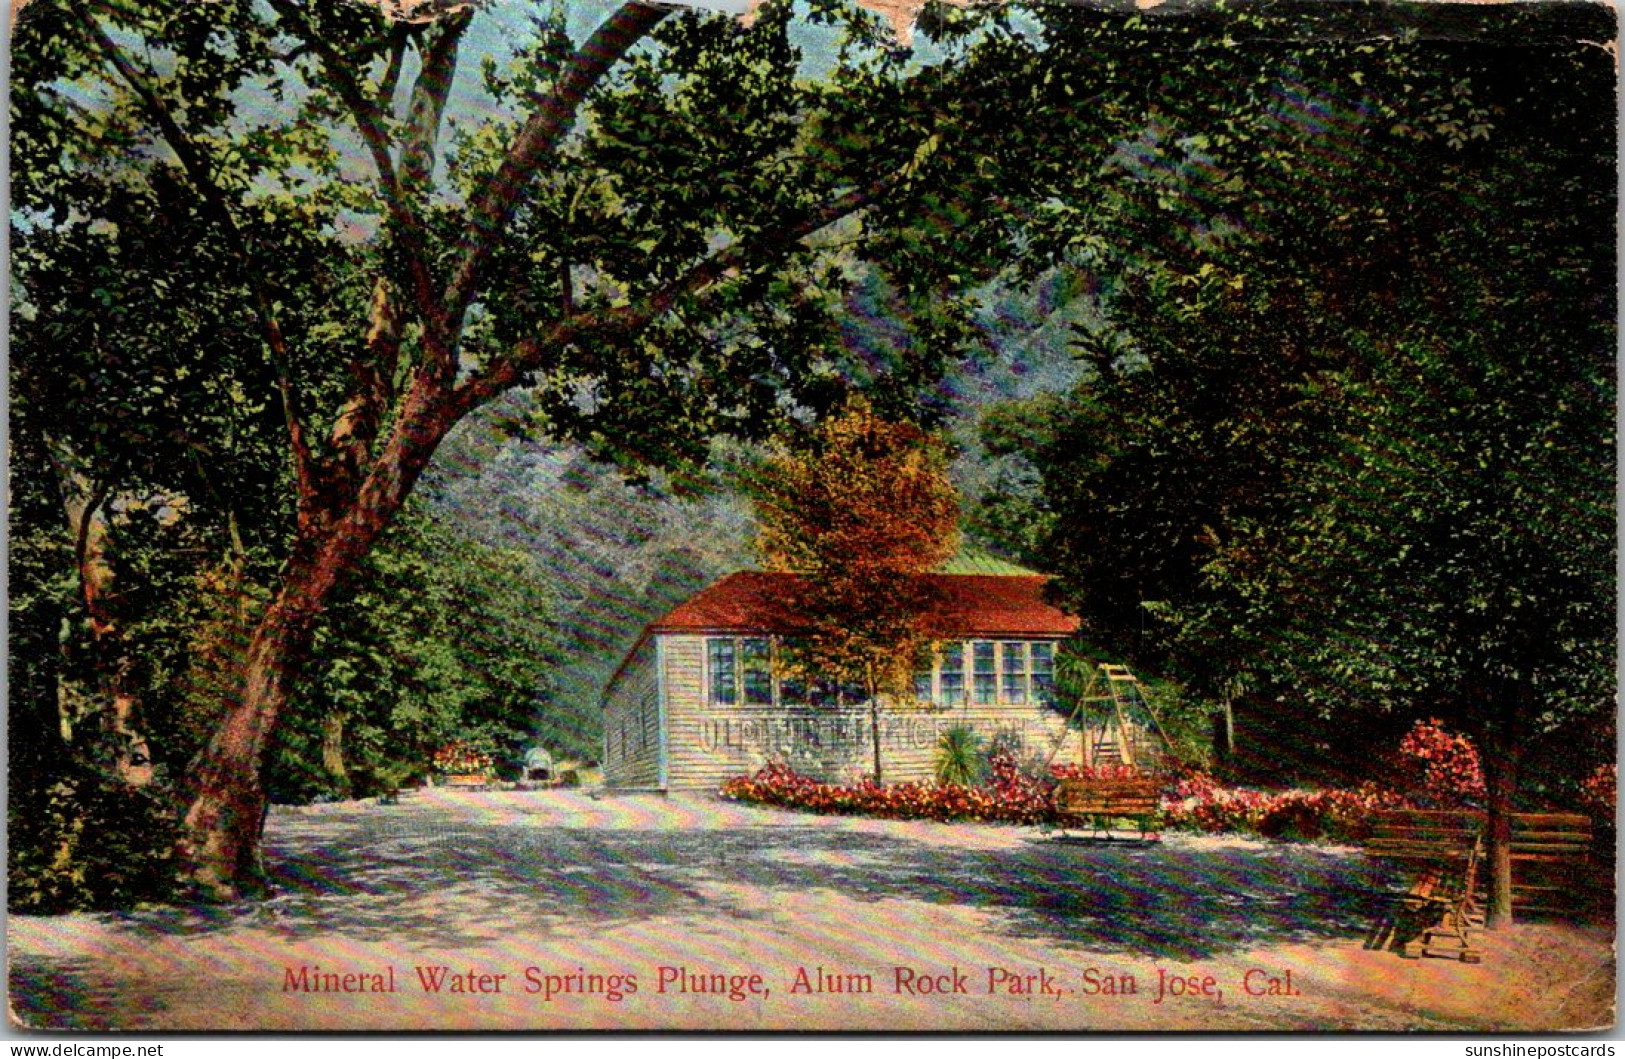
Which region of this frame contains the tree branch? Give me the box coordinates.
[260,3,446,285]
[442,1,671,335]
[264,0,401,195]
[612,165,907,335]
[400,8,472,193]
[70,8,234,235]
[327,279,404,500]
[262,0,457,485]
[69,6,324,516]
[449,162,910,419]
[394,6,474,385]
[376,24,412,111]
[560,258,576,318]
[264,316,324,527]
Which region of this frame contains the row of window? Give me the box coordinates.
[705,637,1057,708]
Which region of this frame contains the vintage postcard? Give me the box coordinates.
[6,0,1616,1033]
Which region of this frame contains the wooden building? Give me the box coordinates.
[601,570,1084,790]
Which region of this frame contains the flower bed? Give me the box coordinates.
[720,762,1052,824]
[720,718,1582,842]
[721,760,1414,843]
[431,740,494,783]
[1159,771,1408,842]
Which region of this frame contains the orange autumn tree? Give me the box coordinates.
[752,400,960,784]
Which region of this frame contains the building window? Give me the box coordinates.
[1032,642,1056,705]
[742,637,774,706]
[709,636,788,706]
[973,641,997,705]
[767,639,818,706]
[707,638,737,706]
[1002,641,1028,703]
[940,641,965,704]
[914,660,934,702]
[708,634,1061,709]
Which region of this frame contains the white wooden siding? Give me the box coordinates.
[659,631,1085,788]
[602,637,661,787]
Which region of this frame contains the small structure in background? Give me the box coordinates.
[522,746,557,788]
[1058,663,1174,772]
[1047,663,1178,843]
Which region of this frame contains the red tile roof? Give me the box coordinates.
[650,571,1079,638]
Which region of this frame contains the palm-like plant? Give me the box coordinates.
[934,726,988,787]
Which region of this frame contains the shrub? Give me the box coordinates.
[1580,763,1615,823]
[721,762,1058,825]
[985,746,1056,821]
[934,726,988,787]
[9,767,179,914]
[1394,718,1485,807]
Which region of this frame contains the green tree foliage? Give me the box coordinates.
[12,0,1041,895]
[268,506,558,803]
[9,158,310,788]
[987,6,1614,925]
[8,761,181,915]
[14,0,1612,911]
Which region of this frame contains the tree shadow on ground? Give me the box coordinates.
[8,957,167,1031]
[103,801,1398,959]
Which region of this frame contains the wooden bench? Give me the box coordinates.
[1504,812,1595,913]
[1362,809,1486,962]
[1052,777,1163,842]
[1362,810,1596,960]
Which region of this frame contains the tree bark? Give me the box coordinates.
[867,666,884,785]
[46,437,154,786]
[870,698,884,785]
[178,379,459,898]
[321,713,351,798]
[179,586,321,898]
[1481,726,1522,930]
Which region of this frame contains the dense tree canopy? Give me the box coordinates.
[12,0,1082,896]
[977,6,1615,925]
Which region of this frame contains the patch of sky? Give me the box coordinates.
[469,0,987,93]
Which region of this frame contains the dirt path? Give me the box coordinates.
[8,789,1615,1031]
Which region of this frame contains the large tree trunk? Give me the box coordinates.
[47,436,154,786]
[178,586,323,898]
[322,713,351,798]
[178,380,457,898]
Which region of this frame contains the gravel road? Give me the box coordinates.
[8,788,1614,1031]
